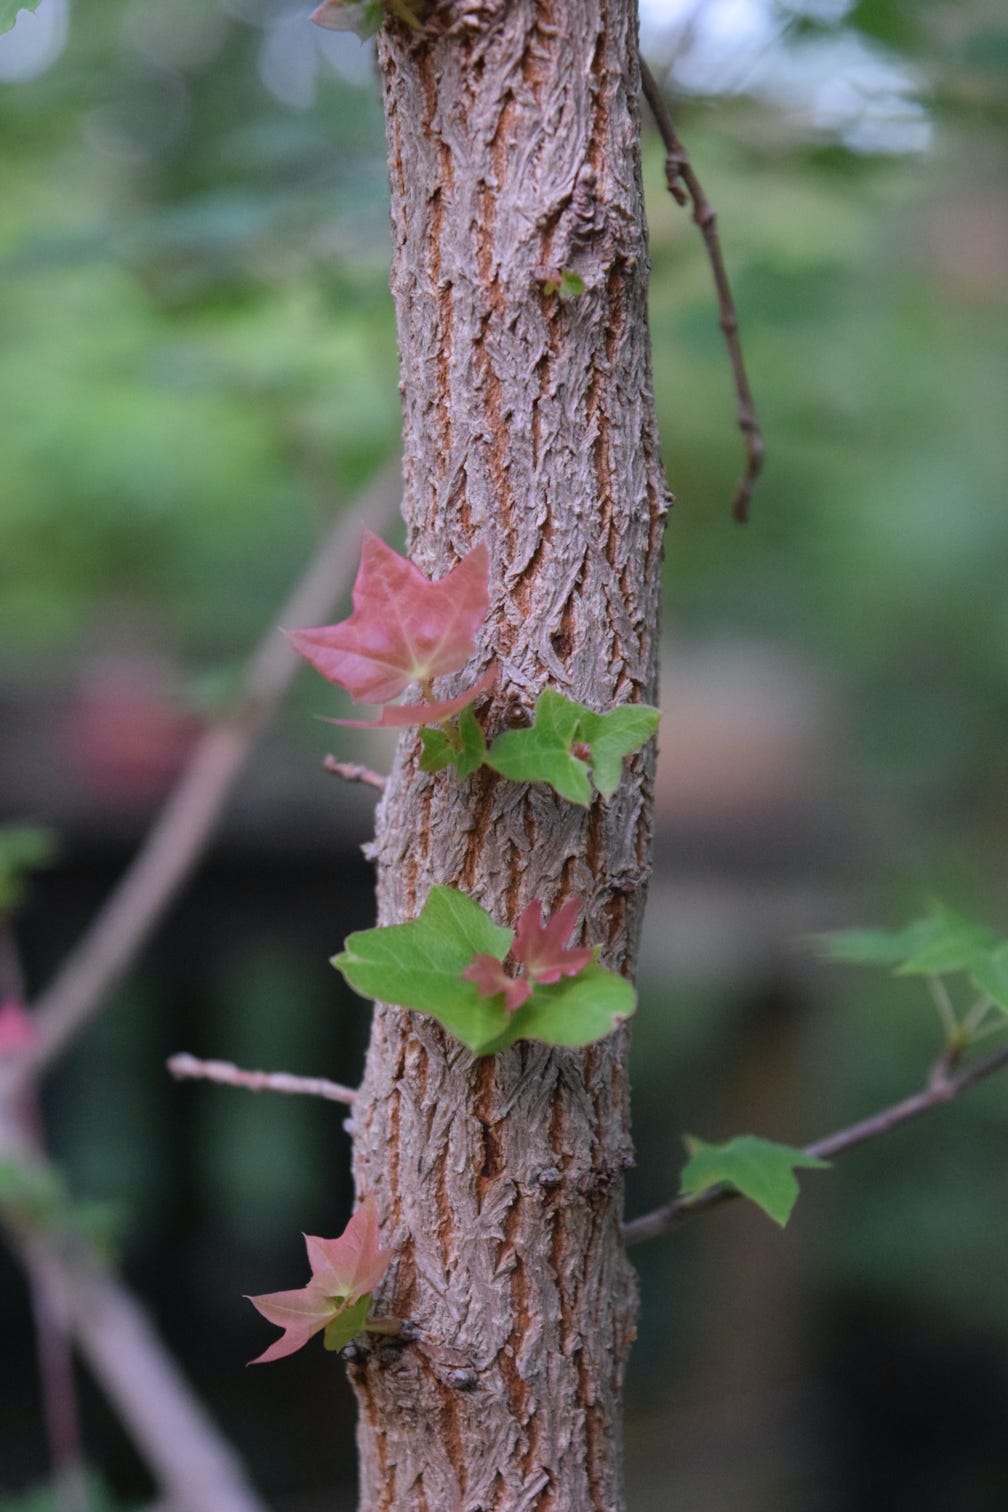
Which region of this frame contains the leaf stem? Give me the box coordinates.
[965,1014,1008,1045]
[961,994,995,1038]
[927,975,959,1042]
[436,716,464,752]
[363,1315,403,1337]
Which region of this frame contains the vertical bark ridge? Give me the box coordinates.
[350,4,670,1507]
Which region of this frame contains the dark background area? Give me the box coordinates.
[2,1,1007,1507]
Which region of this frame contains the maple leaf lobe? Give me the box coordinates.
[512,899,593,985]
[286,533,489,706]
[462,954,532,1013]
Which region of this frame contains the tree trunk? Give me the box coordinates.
[350,4,669,1506]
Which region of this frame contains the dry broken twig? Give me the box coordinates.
[639,55,764,523]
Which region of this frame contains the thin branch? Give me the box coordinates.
[324,757,388,791]
[622,1040,1008,1247]
[24,463,401,1077]
[639,55,764,523]
[3,1207,269,1512]
[2,1006,267,1512]
[167,1052,357,1106]
[0,936,87,1512]
[31,1237,268,1512]
[26,1240,93,1512]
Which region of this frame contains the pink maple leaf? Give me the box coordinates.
[512,900,594,985]
[246,1195,391,1365]
[286,532,489,711]
[328,661,498,729]
[462,954,532,1014]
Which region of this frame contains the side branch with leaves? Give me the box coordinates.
[626,904,1008,1242]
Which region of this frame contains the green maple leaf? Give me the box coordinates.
[419,704,487,779]
[485,689,658,805]
[0,0,41,36]
[573,703,663,798]
[501,959,634,1050]
[333,886,514,1053]
[969,944,1008,1015]
[322,1293,373,1352]
[680,1135,829,1227]
[893,905,997,977]
[814,903,996,976]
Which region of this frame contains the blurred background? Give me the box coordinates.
[1,0,1007,1508]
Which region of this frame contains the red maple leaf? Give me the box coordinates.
[462,954,532,1014]
[286,533,490,719]
[246,1195,391,1364]
[512,899,594,985]
[329,661,498,729]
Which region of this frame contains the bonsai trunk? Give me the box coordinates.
[350,4,669,1506]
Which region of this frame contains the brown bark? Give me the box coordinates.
[350,4,669,1507]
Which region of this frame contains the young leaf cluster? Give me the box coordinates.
[419,688,659,804]
[284,534,654,1057]
[668,902,1008,1230]
[542,269,586,299]
[290,533,659,802]
[478,689,660,804]
[247,1196,392,1364]
[816,901,1008,1038]
[332,885,635,1055]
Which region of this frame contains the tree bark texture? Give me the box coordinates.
[350,4,669,1507]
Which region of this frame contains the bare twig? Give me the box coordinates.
[3,1213,267,1512]
[35,1240,268,1512]
[167,1052,357,1106]
[26,1241,92,1512]
[639,55,764,523]
[2,995,267,1512]
[24,463,401,1076]
[0,936,87,1512]
[324,757,388,791]
[622,1041,1008,1247]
